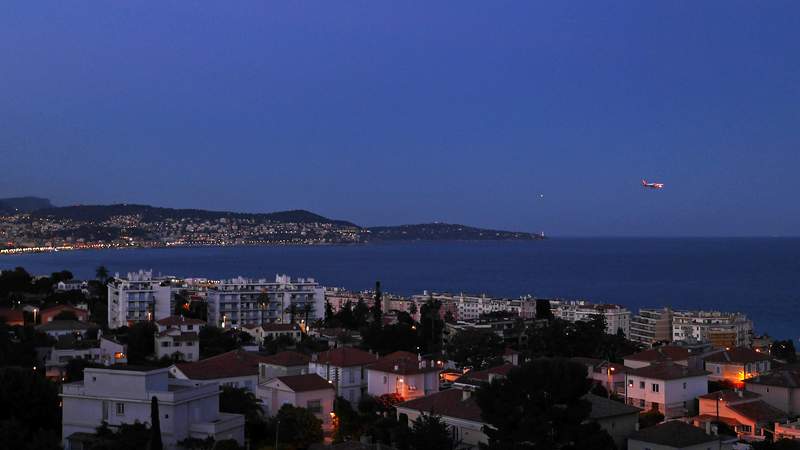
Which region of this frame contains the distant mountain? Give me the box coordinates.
[364,223,543,241]
[31,204,358,227]
[0,196,53,214]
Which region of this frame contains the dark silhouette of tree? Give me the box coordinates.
[126,321,158,364]
[353,298,370,328]
[771,340,797,363]
[324,301,336,326]
[302,303,313,326]
[419,296,444,354]
[96,266,110,283]
[409,413,453,450]
[638,408,664,429]
[50,270,74,283]
[0,367,61,450]
[53,310,79,321]
[475,358,616,450]
[148,396,163,450]
[535,299,553,320]
[219,386,268,444]
[447,328,504,369]
[371,281,383,323]
[272,404,323,449]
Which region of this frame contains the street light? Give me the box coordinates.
[275,419,280,450]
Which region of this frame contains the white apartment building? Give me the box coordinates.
[61,366,245,450]
[207,274,324,328]
[550,300,631,337]
[672,310,753,348]
[155,316,203,362]
[625,362,708,419]
[629,308,673,346]
[107,270,176,329]
[412,292,520,321]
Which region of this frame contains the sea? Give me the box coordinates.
[2,238,798,340]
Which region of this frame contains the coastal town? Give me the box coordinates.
[0,267,797,450]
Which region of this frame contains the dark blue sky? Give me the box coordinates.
[1,2,798,236]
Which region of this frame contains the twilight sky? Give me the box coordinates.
[1,2,798,236]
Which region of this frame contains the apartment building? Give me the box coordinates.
[107,270,176,329]
[629,308,673,347]
[206,274,324,328]
[550,300,631,337]
[672,310,753,348]
[61,366,245,450]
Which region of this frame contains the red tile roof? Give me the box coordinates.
[728,400,788,422]
[262,351,310,367]
[626,346,690,362]
[627,362,708,380]
[368,351,442,375]
[312,347,377,367]
[175,349,271,379]
[703,347,771,364]
[397,388,483,422]
[276,374,334,392]
[156,316,205,326]
[0,308,24,325]
[455,363,516,387]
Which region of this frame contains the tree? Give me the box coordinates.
[353,298,370,328]
[148,397,163,450]
[771,340,797,363]
[475,358,616,450]
[50,270,74,283]
[419,296,444,353]
[219,386,268,444]
[638,408,664,429]
[0,367,61,450]
[333,397,362,442]
[324,301,336,327]
[64,358,104,383]
[273,404,323,449]
[535,299,553,320]
[126,321,158,364]
[446,328,504,369]
[409,413,452,450]
[96,266,110,283]
[371,281,383,323]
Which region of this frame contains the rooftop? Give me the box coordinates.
[156,315,205,327]
[627,362,708,380]
[36,320,96,332]
[367,351,442,375]
[275,374,334,392]
[454,363,516,387]
[261,350,310,367]
[626,346,690,363]
[175,349,272,379]
[628,421,717,447]
[746,368,800,388]
[728,400,788,422]
[699,390,760,402]
[397,388,483,422]
[312,347,377,367]
[703,347,771,364]
[584,393,641,420]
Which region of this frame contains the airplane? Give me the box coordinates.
[641,179,664,190]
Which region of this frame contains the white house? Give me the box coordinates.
[625,362,708,418]
[61,366,245,450]
[154,316,203,362]
[36,320,98,339]
[42,336,127,379]
[366,351,442,401]
[624,346,691,369]
[170,349,272,393]
[745,368,800,416]
[257,374,336,428]
[309,347,378,404]
[703,347,771,387]
[242,322,302,346]
[257,351,310,382]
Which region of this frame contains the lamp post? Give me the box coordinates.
[33,308,38,325]
[275,419,280,450]
[607,365,616,399]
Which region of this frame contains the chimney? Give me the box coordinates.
[705,421,712,435]
[738,390,743,398]
[462,389,472,400]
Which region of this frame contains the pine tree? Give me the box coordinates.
[148,396,163,450]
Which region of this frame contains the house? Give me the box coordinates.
[703,347,771,387]
[366,351,442,401]
[396,388,488,448]
[257,374,336,428]
[453,363,516,391]
[242,322,302,346]
[571,357,628,397]
[692,390,787,440]
[257,351,311,382]
[61,365,245,450]
[585,393,641,450]
[56,280,87,292]
[42,335,127,379]
[309,347,378,404]
[775,418,800,440]
[502,347,520,366]
[155,316,204,362]
[40,305,90,323]
[627,420,734,450]
[625,362,708,418]
[624,346,691,369]
[170,349,272,393]
[745,367,800,415]
[36,320,98,339]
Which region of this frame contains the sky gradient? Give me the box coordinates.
[1,2,798,236]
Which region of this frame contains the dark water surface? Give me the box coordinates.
[3,239,799,339]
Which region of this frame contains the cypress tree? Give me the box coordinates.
[148,396,163,450]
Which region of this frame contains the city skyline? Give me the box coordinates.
[2,2,799,236]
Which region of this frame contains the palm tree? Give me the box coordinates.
[302,303,313,326]
[285,303,298,324]
[96,266,109,284]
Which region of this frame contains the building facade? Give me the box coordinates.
[309,347,378,404]
[206,274,324,328]
[61,366,245,450]
[366,351,442,401]
[629,308,673,347]
[625,362,708,418]
[107,270,176,329]
[551,300,631,337]
[672,310,753,348]
[155,316,203,362]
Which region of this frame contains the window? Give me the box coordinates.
[651,384,659,393]
[186,341,194,346]
[639,381,645,389]
[187,325,194,330]
[716,367,720,374]
[116,403,125,415]
[307,400,322,414]
[639,399,645,407]
[683,382,687,389]
[161,342,170,347]
[349,369,355,383]
[383,375,388,384]
[628,379,634,387]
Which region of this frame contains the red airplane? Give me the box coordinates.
[641,179,664,190]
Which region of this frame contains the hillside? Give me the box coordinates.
[0,197,53,214]
[364,223,543,241]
